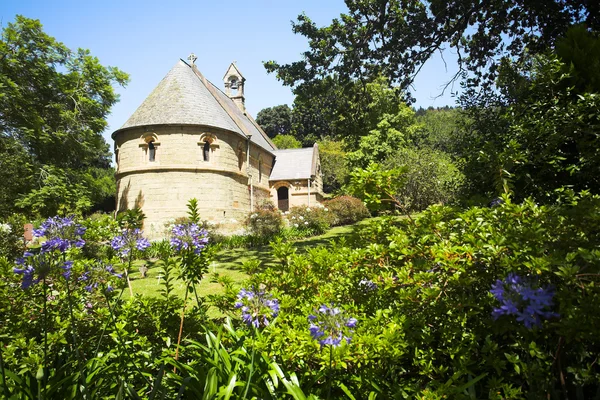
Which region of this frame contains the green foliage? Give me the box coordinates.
[255,104,292,138]
[80,212,120,259]
[316,139,348,193]
[286,206,332,235]
[272,134,302,149]
[246,208,284,238]
[323,196,370,226]
[0,137,35,219]
[346,102,420,169]
[0,214,25,260]
[186,198,200,224]
[385,147,465,211]
[116,208,146,230]
[415,106,465,155]
[241,192,600,398]
[0,16,128,217]
[15,166,93,217]
[265,0,596,96]
[347,163,407,213]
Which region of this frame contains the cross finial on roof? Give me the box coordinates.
[188,53,197,65]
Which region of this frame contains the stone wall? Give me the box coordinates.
[114,125,274,238]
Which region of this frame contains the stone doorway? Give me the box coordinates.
[277,186,289,211]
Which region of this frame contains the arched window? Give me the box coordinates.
[140,133,160,164]
[148,141,156,162]
[203,141,210,162]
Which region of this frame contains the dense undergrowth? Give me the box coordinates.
[1,192,599,398]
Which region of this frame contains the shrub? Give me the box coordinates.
[0,214,25,259]
[286,206,332,235]
[323,196,370,226]
[246,208,284,238]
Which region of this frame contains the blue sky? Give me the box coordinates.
[1,0,460,149]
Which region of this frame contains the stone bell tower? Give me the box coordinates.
[223,62,246,113]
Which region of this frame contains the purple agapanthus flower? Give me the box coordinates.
[13,265,37,289]
[34,216,86,254]
[111,228,151,257]
[170,223,209,254]
[490,273,559,329]
[358,279,377,292]
[235,287,279,328]
[308,304,357,347]
[81,263,123,293]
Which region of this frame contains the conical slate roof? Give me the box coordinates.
[113,60,275,153]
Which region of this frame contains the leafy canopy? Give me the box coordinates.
[265,0,599,95]
[0,16,128,217]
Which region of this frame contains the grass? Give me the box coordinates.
[125,217,388,301]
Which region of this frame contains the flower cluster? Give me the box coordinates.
[111,228,151,257]
[13,252,73,288]
[79,263,123,293]
[358,279,377,292]
[170,223,209,254]
[0,222,11,234]
[490,273,559,329]
[34,216,86,253]
[13,258,37,289]
[308,305,357,347]
[235,287,280,328]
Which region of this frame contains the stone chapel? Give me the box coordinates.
[112,55,323,238]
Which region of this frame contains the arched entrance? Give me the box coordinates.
[277,186,289,211]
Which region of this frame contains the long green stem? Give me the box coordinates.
[327,345,333,400]
[243,329,256,400]
[42,278,48,399]
[125,252,133,297]
[65,277,86,397]
[174,283,190,367]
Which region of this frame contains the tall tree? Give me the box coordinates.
[265,0,599,96]
[255,104,292,138]
[0,16,128,217]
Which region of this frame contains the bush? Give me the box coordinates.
[246,208,284,238]
[384,146,464,211]
[323,196,370,226]
[0,214,25,259]
[286,206,332,235]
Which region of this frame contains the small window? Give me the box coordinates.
[203,141,210,162]
[148,141,156,162]
[258,160,262,182]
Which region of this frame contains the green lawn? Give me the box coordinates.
[125,218,378,301]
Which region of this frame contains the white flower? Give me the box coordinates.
[299,216,304,220]
[284,211,290,215]
[0,223,11,234]
[250,213,258,219]
[324,207,329,212]
[294,223,299,228]
[306,208,311,212]
[291,216,296,220]
[304,221,309,225]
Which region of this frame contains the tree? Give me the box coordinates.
[457,27,600,201]
[255,105,292,138]
[0,16,128,217]
[265,0,599,96]
[292,75,407,147]
[346,102,420,169]
[272,134,301,149]
[317,139,348,193]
